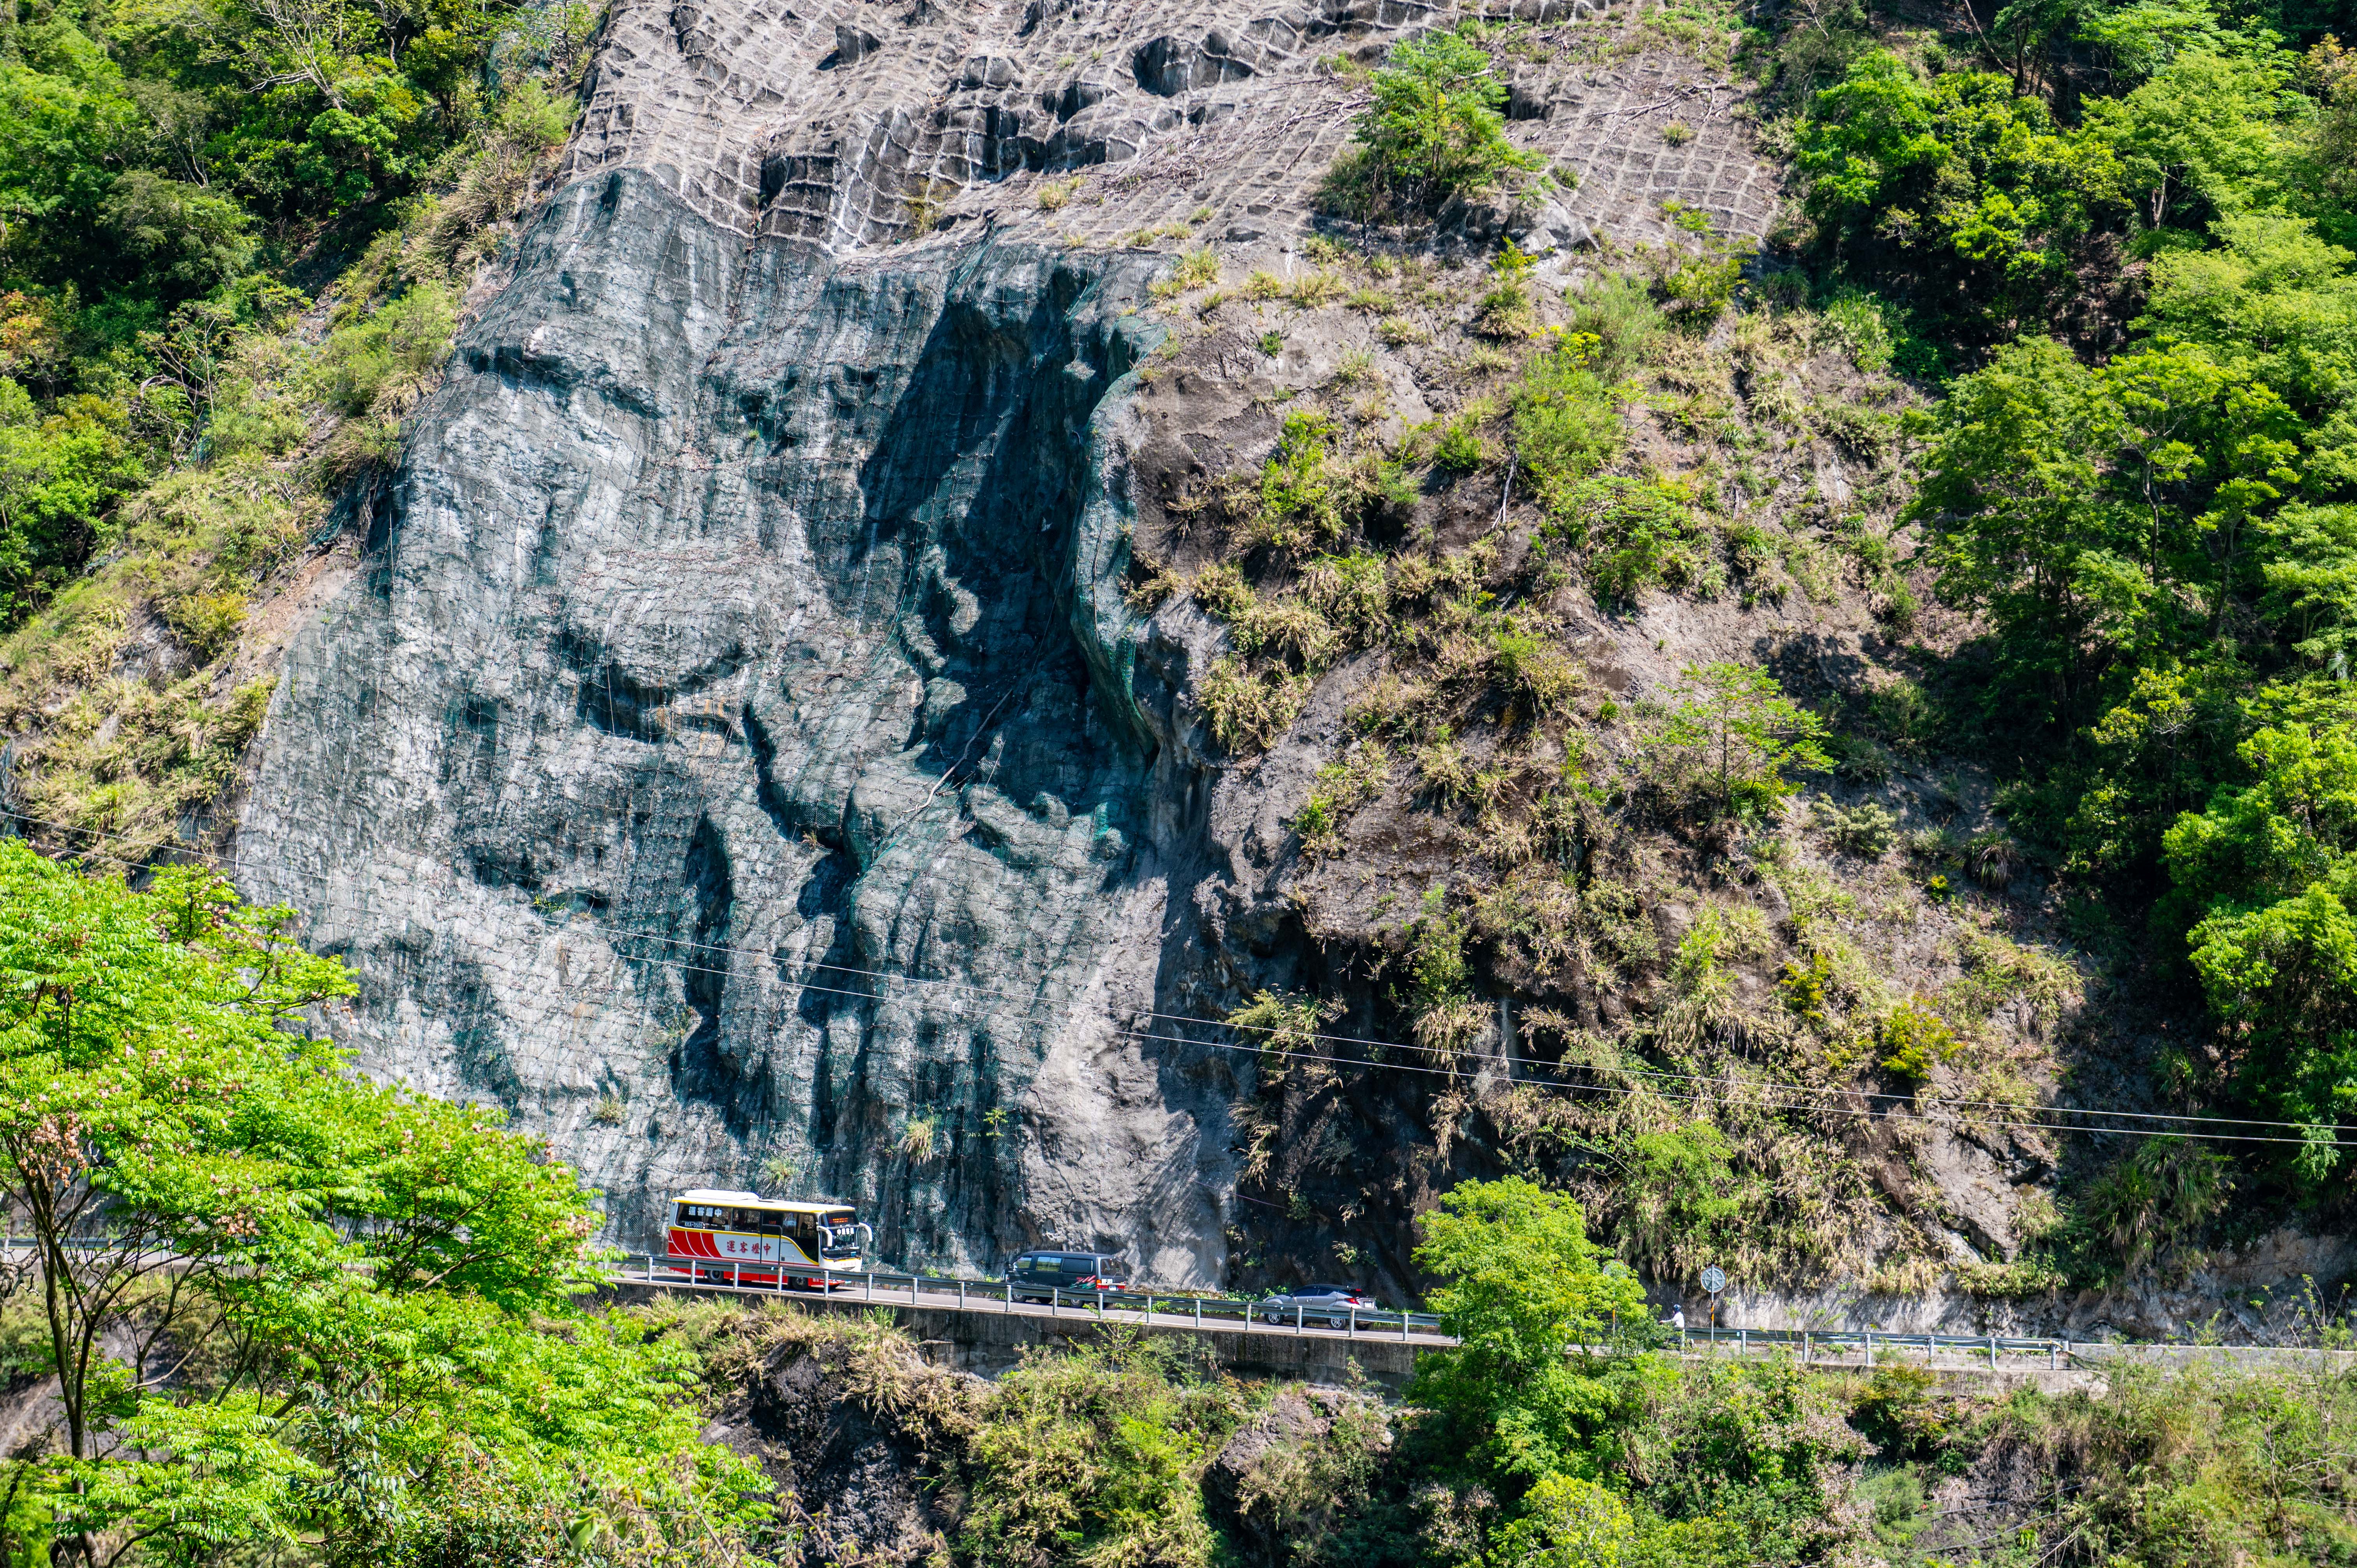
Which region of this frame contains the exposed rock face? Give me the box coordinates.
[700,1319,968,1564]
[239,168,1235,1273]
[236,0,1785,1280]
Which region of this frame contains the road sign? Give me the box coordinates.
[1700,1266,1726,1295]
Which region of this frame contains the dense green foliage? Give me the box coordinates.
[663,1287,2357,1568]
[1802,6,2357,1211]
[0,0,576,617]
[1378,1181,1850,1567]
[1323,24,1543,224]
[0,842,769,1566]
[1403,1178,1654,1483]
[0,0,584,862]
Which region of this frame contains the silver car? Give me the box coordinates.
[1258,1283,1378,1327]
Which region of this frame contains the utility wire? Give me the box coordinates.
[5,803,2345,1148]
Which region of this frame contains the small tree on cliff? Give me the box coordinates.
[1656,662,1831,824]
[1405,1177,1661,1485]
[1324,26,1542,222]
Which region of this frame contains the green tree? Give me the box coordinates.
[2160,722,2357,1180]
[1910,336,2300,720]
[1329,26,1539,221]
[0,842,770,1565]
[1488,1473,1634,1566]
[1615,1124,1748,1280]
[101,171,256,302]
[2141,211,2357,492]
[1794,52,2117,332]
[1405,1176,1657,1485]
[0,24,147,288]
[1655,663,1830,822]
[2078,0,2280,88]
[0,379,143,622]
[2083,46,2301,231]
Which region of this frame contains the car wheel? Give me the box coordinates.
[1264,1311,1282,1326]
[1329,1314,1346,1329]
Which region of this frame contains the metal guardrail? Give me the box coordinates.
[1676,1325,2077,1369]
[1673,1326,2357,1371]
[615,1255,1452,1341]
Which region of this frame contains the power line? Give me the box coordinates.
[5,800,2336,1142]
[3,802,2339,1150]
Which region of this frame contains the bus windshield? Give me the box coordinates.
[818,1211,860,1257]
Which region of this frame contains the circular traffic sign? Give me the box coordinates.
[1700,1266,1727,1295]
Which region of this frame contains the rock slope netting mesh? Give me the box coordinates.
[239,0,1781,1278]
[567,0,1779,253]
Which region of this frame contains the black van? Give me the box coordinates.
[1006,1250,1132,1303]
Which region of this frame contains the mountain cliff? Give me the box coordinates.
[232,0,1799,1284]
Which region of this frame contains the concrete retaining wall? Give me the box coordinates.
[612,1280,1424,1388]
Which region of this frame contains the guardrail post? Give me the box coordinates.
[1051,1286,1059,1317]
[1004,1281,1012,1315]
[1097,1287,1105,1313]
[1295,1302,1304,1336]
[1865,1331,1873,1368]
[911,1275,919,1308]
[866,1272,874,1302]
[1988,1335,1997,1370]
[1401,1310,1409,1342]
[1740,1328,1747,1357]
[958,1281,967,1311]
[1194,1298,1202,1330]
[2050,1340,2057,1371]
[1802,1330,1810,1367]
[1348,1307,1356,1339]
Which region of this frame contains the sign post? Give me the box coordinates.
[1700,1266,1726,1347]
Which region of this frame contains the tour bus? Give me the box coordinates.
[665,1189,871,1289]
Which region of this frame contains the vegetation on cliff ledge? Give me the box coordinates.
[0,0,590,862]
[1128,0,2357,1314]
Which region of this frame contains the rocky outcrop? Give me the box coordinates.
[700,1317,970,1564]
[239,166,1243,1273]
[1203,1386,1392,1563]
[559,0,1778,255]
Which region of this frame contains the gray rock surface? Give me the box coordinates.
[241,166,1247,1274]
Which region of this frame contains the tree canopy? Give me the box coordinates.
[0,841,769,1567]
[1403,1176,1656,1484]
